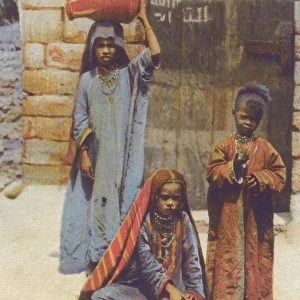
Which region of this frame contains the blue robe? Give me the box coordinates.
[91,212,205,300]
[59,48,155,274]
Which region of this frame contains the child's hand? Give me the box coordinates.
[164,283,187,300]
[80,150,95,180]
[185,292,196,299]
[246,175,260,195]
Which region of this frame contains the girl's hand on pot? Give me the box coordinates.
[138,0,148,21]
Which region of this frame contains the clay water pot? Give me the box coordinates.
[65,0,140,24]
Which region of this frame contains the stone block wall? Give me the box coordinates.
[291,1,300,222]
[0,23,23,181]
[289,1,300,223]
[19,0,146,184]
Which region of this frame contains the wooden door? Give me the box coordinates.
[144,0,294,210]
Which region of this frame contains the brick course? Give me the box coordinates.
[23,43,45,69]
[46,43,84,71]
[23,95,74,117]
[22,163,71,184]
[23,69,78,95]
[22,10,63,43]
[23,139,69,165]
[22,0,65,8]
[22,116,72,141]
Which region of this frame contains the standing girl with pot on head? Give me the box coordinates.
[59,0,160,275]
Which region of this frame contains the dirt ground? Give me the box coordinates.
[0,185,299,300]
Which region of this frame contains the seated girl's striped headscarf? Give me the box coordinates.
[79,169,205,299]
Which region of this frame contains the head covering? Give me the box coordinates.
[79,170,206,299]
[89,20,126,54]
[80,20,130,75]
[148,169,189,215]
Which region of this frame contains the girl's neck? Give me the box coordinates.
[97,64,116,76]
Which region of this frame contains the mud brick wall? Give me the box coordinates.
[19,0,146,184]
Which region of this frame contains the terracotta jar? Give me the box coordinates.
[65,0,140,23]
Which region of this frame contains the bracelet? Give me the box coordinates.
[145,27,153,32]
[79,145,88,153]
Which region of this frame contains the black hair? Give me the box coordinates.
[234,83,272,121]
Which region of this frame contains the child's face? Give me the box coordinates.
[94,37,117,66]
[156,183,182,217]
[233,102,260,137]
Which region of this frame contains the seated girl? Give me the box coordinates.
[79,169,206,300]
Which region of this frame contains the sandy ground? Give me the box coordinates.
[0,185,299,300]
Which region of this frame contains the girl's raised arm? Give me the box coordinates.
[138,0,160,65]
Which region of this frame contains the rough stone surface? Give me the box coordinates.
[23,95,74,117]
[292,131,300,158]
[23,42,45,69]
[295,61,300,85]
[291,159,300,193]
[288,194,300,250]
[21,9,63,43]
[295,35,300,60]
[293,111,300,131]
[22,116,72,141]
[22,164,71,185]
[23,139,69,165]
[46,43,84,71]
[23,69,78,95]
[0,23,23,180]
[22,0,65,8]
[290,193,300,221]
[3,178,24,199]
[294,85,300,110]
[123,19,145,43]
[63,14,93,44]
[0,176,13,192]
[295,1,300,34]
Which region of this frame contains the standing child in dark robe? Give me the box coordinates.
[206,83,286,300]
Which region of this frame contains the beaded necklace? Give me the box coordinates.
[148,215,181,276]
[153,211,176,248]
[97,66,120,103]
[233,133,257,168]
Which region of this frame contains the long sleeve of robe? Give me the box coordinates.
[206,136,286,300]
[59,48,155,274]
[91,212,205,300]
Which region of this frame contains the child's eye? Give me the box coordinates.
[96,44,115,49]
[159,195,181,201]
